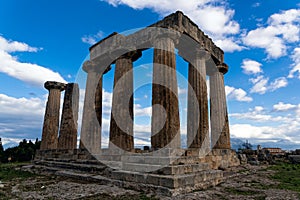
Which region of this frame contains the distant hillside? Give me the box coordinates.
[230,138,300,151]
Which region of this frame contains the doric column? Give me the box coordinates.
[151,36,181,149]
[40,81,66,150]
[79,61,102,153]
[186,50,209,150]
[58,83,79,150]
[109,51,141,151]
[209,63,231,149]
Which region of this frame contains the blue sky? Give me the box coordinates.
[0,0,300,149]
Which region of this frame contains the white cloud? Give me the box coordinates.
[243,9,300,59]
[0,93,45,117]
[288,47,300,79]
[249,75,287,94]
[230,124,283,139]
[230,103,300,143]
[273,102,297,112]
[134,104,151,117]
[0,36,66,87]
[250,75,268,94]
[268,9,300,26]
[102,0,240,42]
[241,59,262,75]
[81,31,104,45]
[215,38,244,52]
[269,77,288,91]
[0,93,46,146]
[0,36,39,53]
[225,86,253,102]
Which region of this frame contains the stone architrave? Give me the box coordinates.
[187,50,210,150]
[109,51,141,151]
[40,81,66,150]
[210,63,231,149]
[151,36,181,149]
[58,83,79,150]
[79,61,102,154]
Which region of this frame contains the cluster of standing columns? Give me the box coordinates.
[40,44,230,152]
[40,81,79,150]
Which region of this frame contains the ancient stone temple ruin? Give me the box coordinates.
[35,11,240,196]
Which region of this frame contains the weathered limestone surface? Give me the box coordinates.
[109,51,141,151]
[209,64,231,149]
[79,61,102,154]
[186,51,209,150]
[151,36,180,149]
[41,81,66,150]
[58,83,79,150]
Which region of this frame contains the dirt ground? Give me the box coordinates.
[0,164,299,200]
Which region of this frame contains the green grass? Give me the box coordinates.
[268,162,300,193]
[0,162,36,181]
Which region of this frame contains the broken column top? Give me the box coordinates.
[217,63,229,74]
[44,81,66,91]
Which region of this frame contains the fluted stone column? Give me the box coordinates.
[187,50,209,150]
[210,63,231,149]
[151,36,180,149]
[109,51,141,151]
[79,61,102,153]
[41,81,66,150]
[58,83,79,150]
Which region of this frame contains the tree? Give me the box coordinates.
[242,140,253,150]
[0,138,4,162]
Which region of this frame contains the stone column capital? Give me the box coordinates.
[217,63,229,74]
[82,60,98,73]
[178,47,210,64]
[152,32,180,47]
[207,63,229,76]
[44,81,66,91]
[83,60,111,74]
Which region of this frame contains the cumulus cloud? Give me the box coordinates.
[0,93,46,148]
[81,31,104,45]
[225,86,253,102]
[0,36,66,87]
[269,77,288,91]
[243,9,300,59]
[101,0,242,52]
[214,38,244,52]
[0,94,45,117]
[230,121,300,144]
[273,102,298,112]
[249,75,288,94]
[288,47,300,79]
[230,124,284,139]
[241,59,262,75]
[230,104,300,143]
[249,75,268,94]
